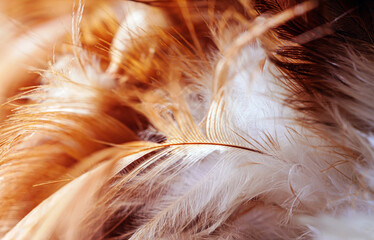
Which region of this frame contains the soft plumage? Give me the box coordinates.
[0,0,373,239]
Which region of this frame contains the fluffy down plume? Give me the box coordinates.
[0,0,373,239]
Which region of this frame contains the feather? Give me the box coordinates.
[0,0,373,239]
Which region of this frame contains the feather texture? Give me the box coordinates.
[0,0,373,239]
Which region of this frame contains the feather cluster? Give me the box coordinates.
[0,0,373,239]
